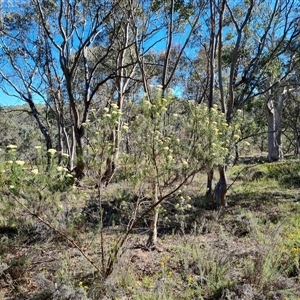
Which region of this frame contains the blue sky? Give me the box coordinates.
[0,0,200,107]
[0,90,23,106]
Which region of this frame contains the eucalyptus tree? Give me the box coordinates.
[182,0,300,203]
[33,0,128,175]
[252,2,300,161]
[0,0,141,174]
[205,0,299,121]
[0,2,53,153]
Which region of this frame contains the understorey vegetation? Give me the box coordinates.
[0,0,300,299]
[0,97,300,299]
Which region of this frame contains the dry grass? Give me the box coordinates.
[1,161,300,299]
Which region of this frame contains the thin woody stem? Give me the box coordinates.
[10,192,102,274]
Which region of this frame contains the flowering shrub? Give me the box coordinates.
[122,87,240,190]
[0,87,247,276]
[0,144,75,223]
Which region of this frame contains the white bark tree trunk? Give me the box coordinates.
[147,182,159,246]
[265,90,285,161]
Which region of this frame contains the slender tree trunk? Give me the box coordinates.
[27,96,52,151]
[208,0,216,110]
[73,125,85,179]
[217,0,226,114]
[55,118,64,164]
[206,168,214,196]
[294,133,300,157]
[265,91,284,161]
[205,1,217,200]
[147,182,159,246]
[216,165,228,207]
[225,1,254,120]
[63,126,73,170]
[68,125,76,171]
[234,144,239,165]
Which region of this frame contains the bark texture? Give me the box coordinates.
[216,165,228,207]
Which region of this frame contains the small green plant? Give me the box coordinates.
[280,212,300,279]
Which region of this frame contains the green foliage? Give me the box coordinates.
[84,86,242,195]
[127,88,238,186]
[0,108,43,160]
[281,213,300,278]
[266,162,300,188]
[0,144,74,226]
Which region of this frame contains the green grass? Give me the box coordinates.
[1,160,300,299]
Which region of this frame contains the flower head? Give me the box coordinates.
[31,169,39,175]
[122,124,129,131]
[47,149,57,155]
[111,103,119,109]
[6,144,17,150]
[167,155,173,161]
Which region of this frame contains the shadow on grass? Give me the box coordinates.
[228,190,296,208]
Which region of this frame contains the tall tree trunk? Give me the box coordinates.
[205,1,217,199]
[217,0,226,115]
[265,91,284,161]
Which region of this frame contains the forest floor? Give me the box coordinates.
[1,158,300,300]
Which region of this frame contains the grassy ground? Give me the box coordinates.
[0,160,300,299]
